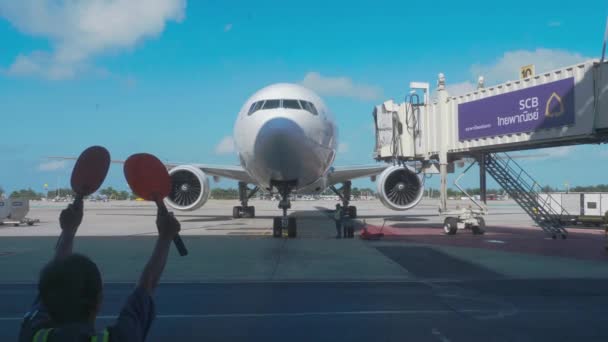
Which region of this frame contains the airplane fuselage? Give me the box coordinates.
[233,83,337,193]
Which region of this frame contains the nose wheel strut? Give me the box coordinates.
[272,183,297,238]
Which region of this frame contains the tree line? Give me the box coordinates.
[0,187,136,201]
[6,184,608,201]
[425,184,608,198]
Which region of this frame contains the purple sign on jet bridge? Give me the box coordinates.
[458,77,575,141]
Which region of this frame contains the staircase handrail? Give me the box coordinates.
[492,153,571,218]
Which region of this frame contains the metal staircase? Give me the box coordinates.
[485,153,568,239]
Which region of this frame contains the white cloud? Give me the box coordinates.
[300,72,383,101]
[215,136,235,155]
[547,21,562,27]
[0,0,186,80]
[39,160,66,171]
[440,48,591,97]
[338,143,349,153]
[543,146,576,158]
[224,23,233,32]
[511,146,576,160]
[470,48,590,85]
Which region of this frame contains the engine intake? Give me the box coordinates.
[165,165,210,211]
[377,165,424,211]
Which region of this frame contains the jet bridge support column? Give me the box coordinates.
[479,153,487,204]
[440,163,448,212]
[437,73,449,213]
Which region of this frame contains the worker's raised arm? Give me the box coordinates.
[137,209,180,296]
[54,198,83,261]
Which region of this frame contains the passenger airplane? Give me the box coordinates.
[162,83,424,237]
[57,83,426,237]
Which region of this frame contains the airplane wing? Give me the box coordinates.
[327,164,388,186]
[187,164,254,183]
[48,156,255,183]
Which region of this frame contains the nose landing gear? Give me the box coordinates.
[271,181,297,238]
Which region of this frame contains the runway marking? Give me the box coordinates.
[431,328,452,342]
[0,278,498,285]
[1,309,605,321]
[0,310,453,321]
[485,240,506,244]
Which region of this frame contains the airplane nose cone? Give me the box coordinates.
[254,117,308,182]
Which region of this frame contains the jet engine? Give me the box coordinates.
[165,165,210,211]
[376,165,424,211]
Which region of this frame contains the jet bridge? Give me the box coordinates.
[373,59,608,238]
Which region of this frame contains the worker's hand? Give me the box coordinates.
[156,209,180,241]
[59,198,83,235]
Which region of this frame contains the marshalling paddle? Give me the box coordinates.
[57,146,111,247]
[70,146,111,203]
[124,153,188,256]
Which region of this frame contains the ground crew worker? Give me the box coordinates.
[18,199,181,341]
[334,204,343,238]
[604,210,608,251]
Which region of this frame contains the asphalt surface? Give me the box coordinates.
[3,280,608,341]
[2,199,608,341]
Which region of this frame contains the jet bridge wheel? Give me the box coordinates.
[472,217,486,235]
[287,217,297,238]
[273,217,282,238]
[443,217,458,235]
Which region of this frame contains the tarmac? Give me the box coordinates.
[1,199,608,341]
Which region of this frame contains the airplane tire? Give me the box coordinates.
[443,217,458,235]
[348,206,357,218]
[233,206,242,219]
[287,217,297,238]
[242,206,255,218]
[273,217,282,238]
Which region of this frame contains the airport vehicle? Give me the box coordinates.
[539,193,608,226]
[0,198,39,227]
[54,83,424,238]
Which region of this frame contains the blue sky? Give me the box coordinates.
[0,0,607,194]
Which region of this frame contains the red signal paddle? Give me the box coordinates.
[123,153,188,256]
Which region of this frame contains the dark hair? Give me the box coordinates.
[38,254,102,324]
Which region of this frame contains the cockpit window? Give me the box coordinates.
[300,100,318,115]
[282,99,302,110]
[262,99,281,109]
[247,99,318,115]
[248,101,263,115]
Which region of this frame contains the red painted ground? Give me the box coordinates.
[361,224,608,262]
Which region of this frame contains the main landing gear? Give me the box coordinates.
[271,181,297,238]
[330,180,357,218]
[232,182,259,218]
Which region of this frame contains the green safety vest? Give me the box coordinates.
[334,208,342,220]
[32,328,109,342]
